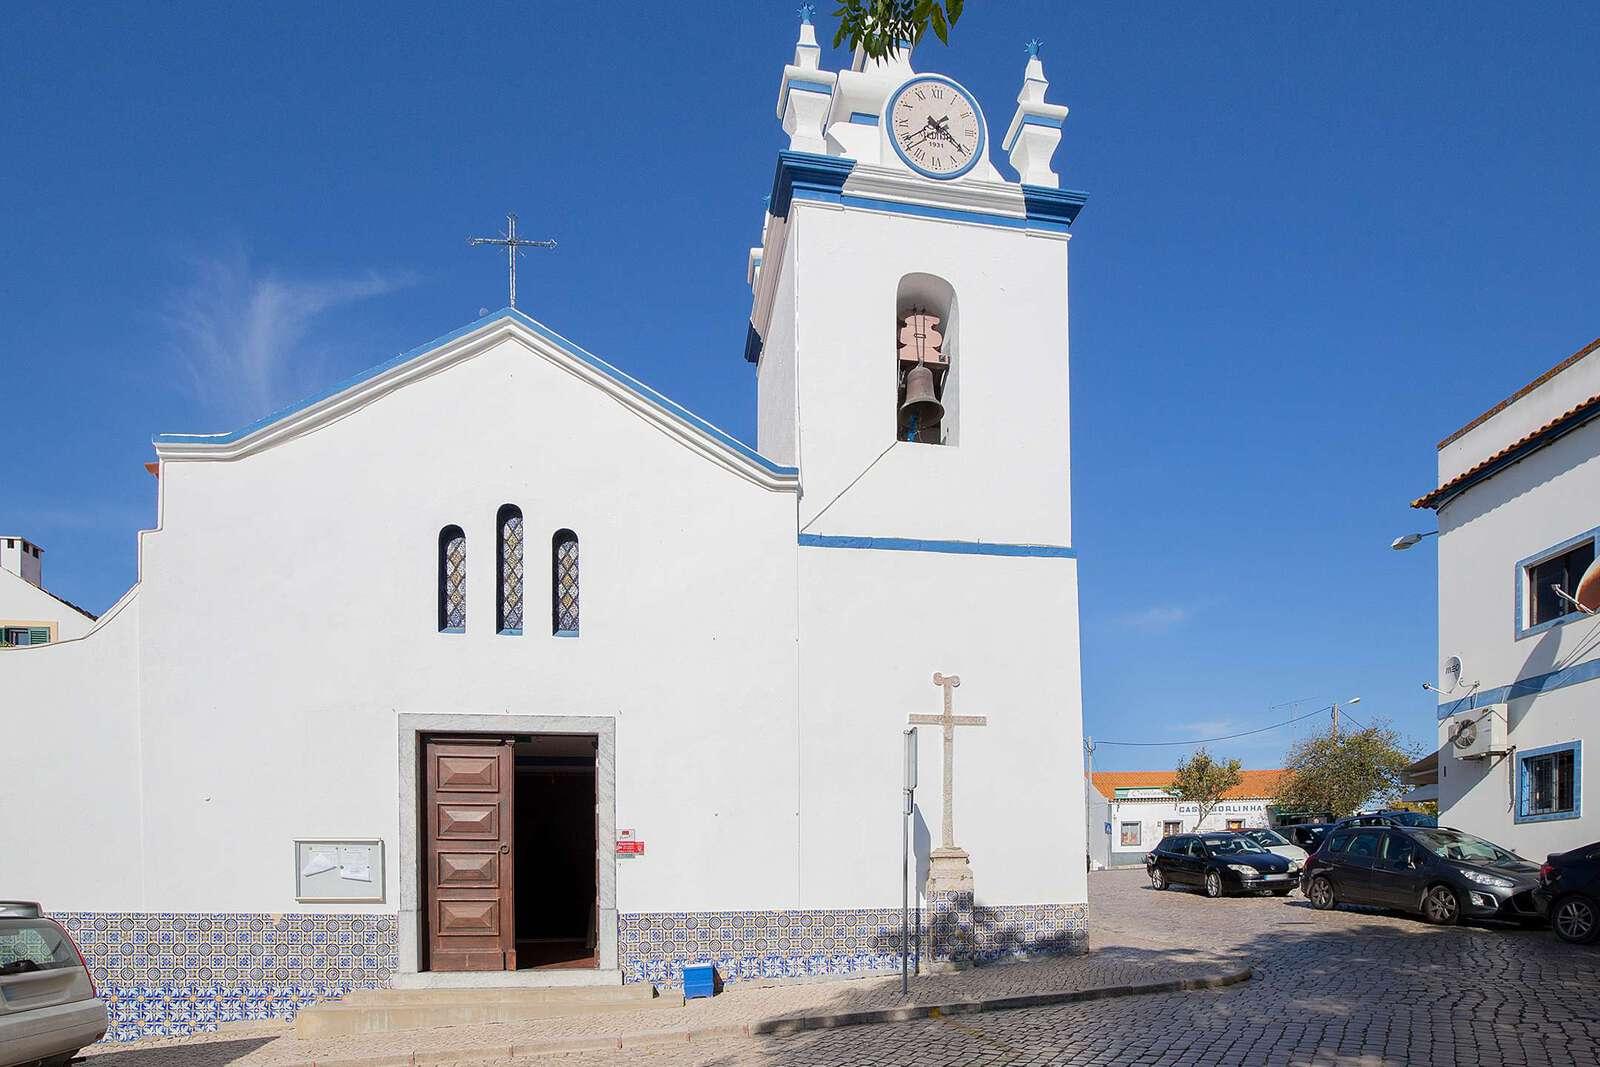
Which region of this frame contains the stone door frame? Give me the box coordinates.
[397,713,618,979]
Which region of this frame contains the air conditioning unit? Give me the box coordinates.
[1447,708,1503,759]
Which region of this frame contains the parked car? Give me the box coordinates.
[0,908,107,1067]
[1301,825,1541,925]
[1335,810,1438,830]
[1284,823,1333,852]
[1146,833,1298,898]
[1535,840,1600,944]
[1234,827,1309,863]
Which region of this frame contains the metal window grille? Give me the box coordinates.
[553,531,579,635]
[498,509,524,632]
[439,527,466,631]
[1525,750,1576,816]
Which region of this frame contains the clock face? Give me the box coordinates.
[887,77,984,180]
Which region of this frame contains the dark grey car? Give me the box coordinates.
[0,912,107,1066]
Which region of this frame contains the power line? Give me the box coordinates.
[1092,704,1333,747]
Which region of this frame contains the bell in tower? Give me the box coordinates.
[897,309,947,443]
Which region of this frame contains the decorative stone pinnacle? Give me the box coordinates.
[1025,38,1043,58]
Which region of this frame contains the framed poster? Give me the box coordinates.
[294,839,385,903]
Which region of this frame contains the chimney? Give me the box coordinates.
[1,536,43,588]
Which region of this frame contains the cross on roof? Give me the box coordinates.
[467,212,556,309]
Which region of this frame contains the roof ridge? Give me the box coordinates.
[1436,336,1600,451]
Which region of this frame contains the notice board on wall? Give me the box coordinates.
[294,839,384,903]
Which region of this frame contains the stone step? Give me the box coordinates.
[295,983,680,1038]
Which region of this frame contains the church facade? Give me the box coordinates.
[2,20,1089,1040]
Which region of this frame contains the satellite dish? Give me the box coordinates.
[1577,557,1600,614]
[1443,656,1462,691]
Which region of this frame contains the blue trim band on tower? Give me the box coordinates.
[848,112,880,126]
[798,533,1076,558]
[743,322,765,365]
[1436,656,1600,720]
[155,308,799,479]
[1022,185,1089,230]
[769,151,857,220]
[1001,114,1066,153]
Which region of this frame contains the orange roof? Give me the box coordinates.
[1091,769,1289,802]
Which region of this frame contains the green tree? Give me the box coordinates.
[831,0,965,62]
[1278,722,1419,818]
[1171,748,1244,829]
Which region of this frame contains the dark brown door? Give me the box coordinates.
[425,737,516,971]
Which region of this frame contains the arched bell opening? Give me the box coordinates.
[895,273,958,445]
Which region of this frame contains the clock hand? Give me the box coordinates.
[930,117,970,156]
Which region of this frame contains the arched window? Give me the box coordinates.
[438,526,467,633]
[895,273,958,445]
[552,529,580,636]
[497,506,525,634]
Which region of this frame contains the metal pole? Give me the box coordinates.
[1331,703,1339,741]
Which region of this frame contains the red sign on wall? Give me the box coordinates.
[615,840,645,856]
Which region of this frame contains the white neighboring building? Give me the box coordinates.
[0,18,1091,1042]
[1090,771,1287,868]
[0,535,96,646]
[1413,336,1600,858]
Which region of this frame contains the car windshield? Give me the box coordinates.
[1413,828,1518,865]
[1246,830,1291,847]
[1202,837,1251,854]
[1394,812,1438,827]
[0,918,78,976]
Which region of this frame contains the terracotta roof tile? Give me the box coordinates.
[1412,391,1600,510]
[1091,769,1288,802]
[1436,336,1600,451]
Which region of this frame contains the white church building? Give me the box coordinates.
[2,18,1090,1040]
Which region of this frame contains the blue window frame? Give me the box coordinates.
[438,525,466,633]
[497,506,524,635]
[1515,526,1599,639]
[1515,741,1581,824]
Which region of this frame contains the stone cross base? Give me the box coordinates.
[923,847,976,973]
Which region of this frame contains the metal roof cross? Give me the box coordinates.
[467,212,556,309]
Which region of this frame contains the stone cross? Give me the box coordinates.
[909,672,987,850]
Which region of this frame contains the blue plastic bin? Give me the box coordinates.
[682,963,718,999]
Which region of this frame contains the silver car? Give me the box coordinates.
[0,904,107,1067]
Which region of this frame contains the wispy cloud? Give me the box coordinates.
[164,247,414,425]
[1116,604,1193,632]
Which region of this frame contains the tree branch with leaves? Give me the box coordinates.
[1171,749,1244,829]
[1277,721,1419,818]
[831,0,965,62]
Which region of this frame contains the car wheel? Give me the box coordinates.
[1422,884,1462,925]
[1204,870,1224,898]
[1552,894,1600,944]
[1308,876,1336,910]
[1150,867,1167,891]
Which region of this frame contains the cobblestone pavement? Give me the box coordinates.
[85,869,1600,1066]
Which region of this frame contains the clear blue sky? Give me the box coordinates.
[5,3,1597,769]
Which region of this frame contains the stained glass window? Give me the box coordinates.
[497,506,525,634]
[439,526,466,632]
[553,529,579,635]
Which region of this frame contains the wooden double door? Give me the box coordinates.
[424,737,518,971]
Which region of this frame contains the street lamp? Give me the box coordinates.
[1331,696,1360,739]
[1391,531,1438,551]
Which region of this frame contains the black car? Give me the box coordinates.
[1283,823,1333,851]
[1146,833,1297,898]
[1301,824,1541,925]
[1535,840,1600,943]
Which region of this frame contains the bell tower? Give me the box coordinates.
[744,16,1084,547]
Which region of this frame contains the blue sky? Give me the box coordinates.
[4,3,1597,770]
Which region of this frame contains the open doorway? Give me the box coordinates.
[420,731,598,972]
[513,734,598,969]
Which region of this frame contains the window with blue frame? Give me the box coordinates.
[1517,741,1581,822]
[552,529,579,636]
[1527,539,1595,629]
[497,506,524,635]
[438,526,466,633]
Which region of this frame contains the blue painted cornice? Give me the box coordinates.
[769,151,856,220]
[1022,185,1089,230]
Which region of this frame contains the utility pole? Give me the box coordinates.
[1331,697,1361,741]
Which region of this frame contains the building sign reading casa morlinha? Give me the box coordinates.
[1173,801,1269,816]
